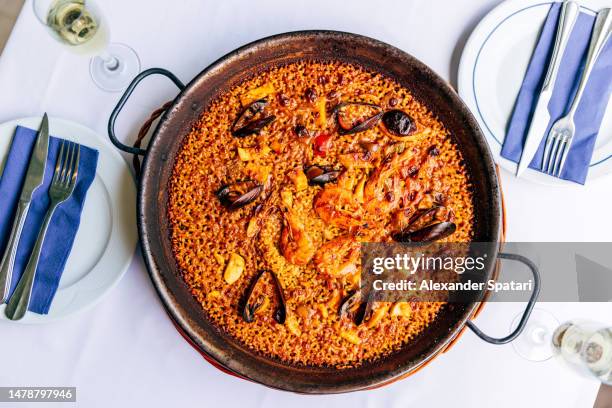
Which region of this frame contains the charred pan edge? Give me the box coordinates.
[137,30,501,394]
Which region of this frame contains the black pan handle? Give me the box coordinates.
[466,252,540,345]
[108,68,185,156]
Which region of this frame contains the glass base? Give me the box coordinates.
[90,43,141,92]
[511,308,560,362]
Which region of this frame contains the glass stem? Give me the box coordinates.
[99,51,120,72]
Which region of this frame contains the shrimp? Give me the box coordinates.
[313,187,365,230]
[363,147,420,214]
[279,210,316,265]
[313,235,361,278]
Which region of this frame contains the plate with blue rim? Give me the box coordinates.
[458,0,612,186]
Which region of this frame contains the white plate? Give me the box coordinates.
[458,0,612,185]
[0,117,137,323]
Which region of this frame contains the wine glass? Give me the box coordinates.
[511,308,560,362]
[552,320,612,384]
[511,309,612,385]
[33,0,141,92]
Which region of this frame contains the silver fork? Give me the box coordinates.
[5,141,80,320]
[542,8,612,177]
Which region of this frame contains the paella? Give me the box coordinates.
[168,60,474,368]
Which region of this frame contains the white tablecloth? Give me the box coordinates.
[0,0,610,406]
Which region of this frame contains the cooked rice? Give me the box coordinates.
[168,60,473,367]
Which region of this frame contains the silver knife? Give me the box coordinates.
[516,1,580,177]
[0,114,50,303]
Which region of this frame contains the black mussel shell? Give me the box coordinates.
[382,110,415,136]
[232,99,276,137]
[217,180,263,210]
[334,102,383,135]
[339,291,360,318]
[243,296,265,323]
[304,165,341,186]
[233,116,276,138]
[269,271,287,324]
[406,206,441,231]
[392,221,456,243]
[339,291,368,325]
[241,271,259,323]
[241,270,287,324]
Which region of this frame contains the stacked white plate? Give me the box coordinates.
[0,117,137,323]
[458,0,612,185]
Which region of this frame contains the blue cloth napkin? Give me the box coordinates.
[501,2,612,184]
[0,125,98,314]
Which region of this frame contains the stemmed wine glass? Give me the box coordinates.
[33,0,141,92]
[511,308,612,385]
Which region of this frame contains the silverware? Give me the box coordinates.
[0,114,50,303]
[5,141,80,320]
[516,1,580,177]
[542,7,612,176]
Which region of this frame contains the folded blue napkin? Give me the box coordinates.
[501,2,612,184]
[0,125,98,314]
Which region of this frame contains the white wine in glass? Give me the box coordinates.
[512,310,612,385]
[46,0,107,54]
[34,0,141,92]
[553,322,612,385]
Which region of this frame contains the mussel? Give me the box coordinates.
[241,270,287,324]
[338,291,365,324]
[338,289,376,326]
[406,206,441,231]
[334,102,383,135]
[216,180,263,210]
[382,110,415,136]
[392,221,457,243]
[232,98,276,137]
[304,165,341,186]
